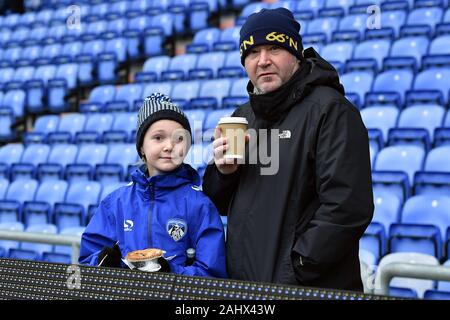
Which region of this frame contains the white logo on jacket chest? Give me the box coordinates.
[166,219,187,242]
[278,130,291,139]
[124,220,134,232]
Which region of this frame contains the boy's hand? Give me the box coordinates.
[98,243,122,268]
[212,127,250,175]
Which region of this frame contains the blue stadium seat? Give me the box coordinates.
[48,62,78,113]
[66,144,108,182]
[42,251,71,264]
[340,71,373,105]
[13,65,35,84]
[425,146,450,173]
[83,113,114,136]
[0,221,24,253]
[37,144,78,182]
[360,222,386,264]
[390,37,430,68]
[407,7,443,32]
[54,181,101,229]
[190,52,226,79]
[214,26,241,51]
[190,79,231,109]
[218,51,246,78]
[140,56,171,81]
[80,85,116,113]
[47,23,67,42]
[3,88,26,118]
[0,179,38,223]
[168,0,190,34]
[297,0,325,15]
[21,224,58,257]
[185,109,207,143]
[375,145,425,185]
[0,143,24,178]
[56,113,87,140]
[372,69,414,106]
[429,35,450,55]
[96,143,137,183]
[372,190,402,232]
[23,179,67,226]
[375,252,439,298]
[360,106,399,143]
[186,28,221,53]
[33,115,60,135]
[413,68,450,103]
[223,77,249,108]
[414,171,450,197]
[171,81,200,109]
[10,144,50,180]
[61,40,83,59]
[389,287,418,299]
[424,289,450,300]
[320,42,354,64]
[389,223,442,259]
[0,65,14,86]
[151,12,174,37]
[162,54,198,81]
[107,16,128,35]
[111,112,137,138]
[307,17,339,42]
[236,2,270,25]
[105,84,142,113]
[353,39,391,70]
[338,13,366,34]
[402,194,450,241]
[8,248,40,261]
[397,105,445,141]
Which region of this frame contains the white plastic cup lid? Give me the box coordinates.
[218,117,248,125]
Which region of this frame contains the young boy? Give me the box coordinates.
[79,93,227,278]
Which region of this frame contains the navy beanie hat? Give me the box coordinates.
[239,8,304,65]
[136,93,191,157]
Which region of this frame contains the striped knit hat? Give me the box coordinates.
[136,93,191,157]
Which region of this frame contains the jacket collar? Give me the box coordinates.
[131,163,200,195]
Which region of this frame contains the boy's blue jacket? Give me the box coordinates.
[79,163,227,278]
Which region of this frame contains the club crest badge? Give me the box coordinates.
[166,219,187,242]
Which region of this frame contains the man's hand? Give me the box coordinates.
[212,127,250,175]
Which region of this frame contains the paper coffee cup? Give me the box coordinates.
[218,117,248,160]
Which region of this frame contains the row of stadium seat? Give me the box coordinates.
[0,178,123,229]
[0,221,84,264]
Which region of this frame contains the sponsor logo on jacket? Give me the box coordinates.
[124,220,134,232]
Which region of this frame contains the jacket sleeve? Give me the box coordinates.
[78,198,118,266]
[202,164,240,215]
[292,100,374,281]
[169,196,228,278]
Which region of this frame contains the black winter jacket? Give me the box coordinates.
[202,48,374,291]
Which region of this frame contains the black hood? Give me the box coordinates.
[247,47,345,126]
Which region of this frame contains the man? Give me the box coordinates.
[202,8,374,291]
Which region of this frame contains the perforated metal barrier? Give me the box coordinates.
[0,258,397,300]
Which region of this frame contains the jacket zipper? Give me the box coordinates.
[148,182,154,248]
